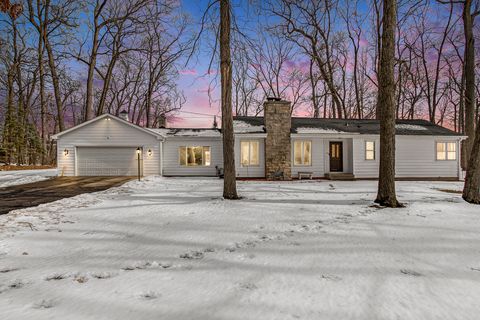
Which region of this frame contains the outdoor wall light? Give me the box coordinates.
[63,149,69,156]
[136,147,141,155]
[147,149,153,157]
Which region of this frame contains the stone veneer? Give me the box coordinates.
[264,99,292,180]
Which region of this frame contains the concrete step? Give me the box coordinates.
[326,173,355,180]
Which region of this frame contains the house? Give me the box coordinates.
[52,99,465,180]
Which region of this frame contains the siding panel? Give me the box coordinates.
[353,135,460,178]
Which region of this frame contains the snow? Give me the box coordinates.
[233,120,265,133]
[296,127,344,134]
[1,178,479,319]
[170,129,221,137]
[395,124,428,131]
[148,128,221,137]
[0,169,56,188]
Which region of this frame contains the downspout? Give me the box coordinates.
[458,137,463,181]
[160,139,164,176]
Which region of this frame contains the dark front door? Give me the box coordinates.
[329,142,343,172]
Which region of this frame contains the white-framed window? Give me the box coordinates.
[240,140,260,166]
[436,142,456,160]
[179,146,211,166]
[365,141,375,160]
[293,140,312,166]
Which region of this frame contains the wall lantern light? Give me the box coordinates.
[63,148,69,156]
[147,149,153,157]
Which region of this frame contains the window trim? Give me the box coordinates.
[435,141,457,161]
[179,146,211,167]
[240,140,260,167]
[293,140,312,167]
[365,140,376,161]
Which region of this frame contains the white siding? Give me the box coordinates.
[396,136,459,178]
[291,137,325,178]
[235,137,265,178]
[162,138,223,176]
[353,135,460,179]
[352,136,379,178]
[57,117,160,176]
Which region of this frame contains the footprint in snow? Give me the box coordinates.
[0,279,27,293]
[31,299,55,309]
[179,251,204,260]
[90,271,117,279]
[321,274,342,281]
[238,282,258,290]
[44,273,68,281]
[73,274,89,283]
[0,267,19,273]
[138,291,160,300]
[122,261,172,270]
[400,269,423,277]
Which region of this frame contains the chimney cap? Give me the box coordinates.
[266,97,282,102]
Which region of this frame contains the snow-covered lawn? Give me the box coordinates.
[0,178,479,320]
[0,169,56,188]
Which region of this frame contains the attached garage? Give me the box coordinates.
[76,147,139,176]
[52,114,163,177]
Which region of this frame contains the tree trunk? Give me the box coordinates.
[96,55,118,117]
[85,27,100,121]
[375,0,402,208]
[462,0,476,170]
[309,59,319,118]
[220,0,238,199]
[463,119,480,203]
[44,37,64,132]
[462,0,479,204]
[37,30,47,164]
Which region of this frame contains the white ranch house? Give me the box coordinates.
[52,100,465,180]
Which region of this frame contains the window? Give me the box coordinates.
[365,141,375,160]
[240,141,259,166]
[436,142,456,160]
[179,146,211,166]
[294,140,312,166]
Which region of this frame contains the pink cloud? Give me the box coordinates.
[179,69,198,76]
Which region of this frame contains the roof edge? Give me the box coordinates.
[51,113,165,140]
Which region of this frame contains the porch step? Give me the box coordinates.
[326,173,355,181]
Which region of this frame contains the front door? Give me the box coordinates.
[329,142,343,172]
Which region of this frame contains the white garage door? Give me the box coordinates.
[77,147,140,176]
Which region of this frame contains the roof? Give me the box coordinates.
[51,114,164,140]
[233,117,463,136]
[148,128,221,137]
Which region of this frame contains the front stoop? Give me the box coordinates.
[326,173,355,180]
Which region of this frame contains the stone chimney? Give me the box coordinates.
[157,113,167,128]
[264,98,292,180]
[119,110,129,122]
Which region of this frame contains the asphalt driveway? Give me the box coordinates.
[0,176,134,215]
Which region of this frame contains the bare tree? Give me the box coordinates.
[270,0,346,118]
[375,0,402,207]
[80,0,148,121]
[220,0,238,199]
